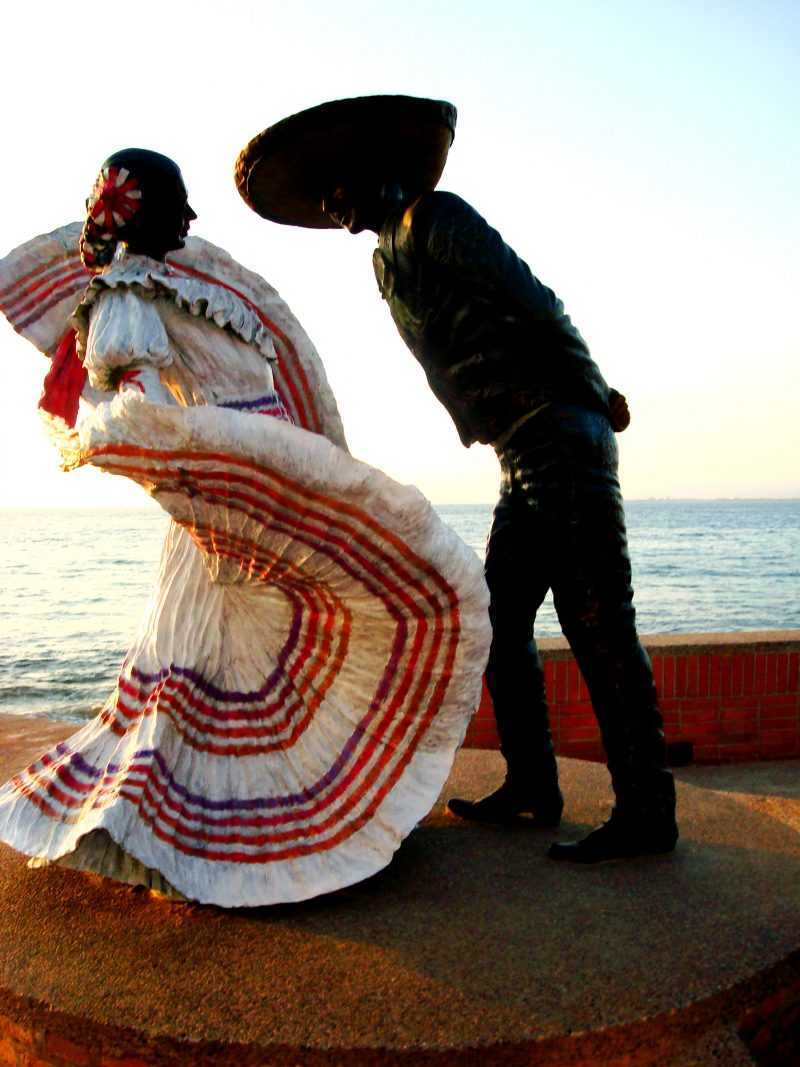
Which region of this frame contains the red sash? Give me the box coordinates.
[39,329,86,427]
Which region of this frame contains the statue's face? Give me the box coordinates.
[155,172,196,252]
[133,181,196,258]
[322,184,386,235]
[171,191,197,250]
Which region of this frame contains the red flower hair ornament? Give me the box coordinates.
[79,165,143,272]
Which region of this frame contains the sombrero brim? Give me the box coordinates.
[235,95,457,229]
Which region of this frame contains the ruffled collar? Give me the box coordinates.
[72,247,277,362]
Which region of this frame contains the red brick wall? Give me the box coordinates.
[464,631,800,764]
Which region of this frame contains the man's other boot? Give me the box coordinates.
[448,777,563,827]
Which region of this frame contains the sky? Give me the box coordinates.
[0,0,797,507]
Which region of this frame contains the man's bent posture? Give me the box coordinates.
[236,95,678,863]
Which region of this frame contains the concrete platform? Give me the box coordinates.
[0,714,798,1065]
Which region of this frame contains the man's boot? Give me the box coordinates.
[448,750,563,826]
[448,779,564,825]
[548,770,677,863]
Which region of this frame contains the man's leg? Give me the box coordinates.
[544,427,677,860]
[448,486,563,825]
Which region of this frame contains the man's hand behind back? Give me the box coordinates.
[609,389,631,432]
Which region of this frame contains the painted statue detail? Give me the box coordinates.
[0,148,491,906]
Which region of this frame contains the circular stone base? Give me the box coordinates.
[0,717,799,1065]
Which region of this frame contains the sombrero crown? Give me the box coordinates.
[235,95,457,229]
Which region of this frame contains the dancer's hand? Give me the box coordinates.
[117,366,174,405]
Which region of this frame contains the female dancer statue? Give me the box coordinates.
[0,149,490,906]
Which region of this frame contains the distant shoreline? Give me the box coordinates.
[1,498,799,511]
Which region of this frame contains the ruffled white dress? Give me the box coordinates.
[0,230,490,906]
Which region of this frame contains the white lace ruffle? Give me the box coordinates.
[73,249,278,366]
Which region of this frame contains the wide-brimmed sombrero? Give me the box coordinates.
[235,95,457,229]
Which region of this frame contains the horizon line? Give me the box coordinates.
[1,497,799,511]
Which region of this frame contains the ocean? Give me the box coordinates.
[1,500,797,724]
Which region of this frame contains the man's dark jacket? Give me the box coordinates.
[372,191,612,447]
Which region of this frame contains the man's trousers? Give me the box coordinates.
[484,404,675,822]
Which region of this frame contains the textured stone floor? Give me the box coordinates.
[0,714,798,1064]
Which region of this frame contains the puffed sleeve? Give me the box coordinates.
[83,288,172,391]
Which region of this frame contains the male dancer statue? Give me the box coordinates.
[235,95,678,862]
